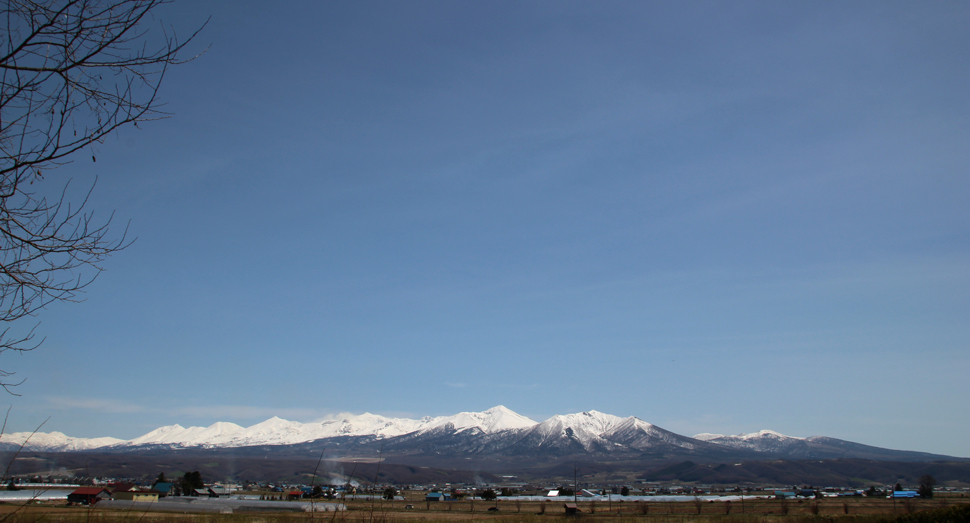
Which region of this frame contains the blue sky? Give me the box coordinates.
[4,1,968,457]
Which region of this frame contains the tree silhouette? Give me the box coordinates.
[183,471,204,490]
[918,475,935,499]
[383,486,397,500]
[0,0,205,391]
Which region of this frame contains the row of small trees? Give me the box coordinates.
[153,471,205,496]
[917,475,936,499]
[867,475,938,499]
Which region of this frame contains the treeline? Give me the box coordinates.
[641,459,970,487]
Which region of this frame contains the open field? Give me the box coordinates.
[341,495,970,519]
[1,496,968,523]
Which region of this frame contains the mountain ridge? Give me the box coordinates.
[2,406,963,462]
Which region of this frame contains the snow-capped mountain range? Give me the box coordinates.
[0,431,126,452]
[0,406,957,462]
[1,406,536,451]
[694,429,805,453]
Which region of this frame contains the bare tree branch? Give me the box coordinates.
[0,0,205,390]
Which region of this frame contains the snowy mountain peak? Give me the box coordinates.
[201,421,245,435]
[421,405,537,434]
[126,424,192,446]
[694,429,803,441]
[251,416,295,429]
[745,429,801,440]
[482,405,537,431]
[0,430,125,451]
[317,412,425,437]
[693,433,725,441]
[548,410,627,434]
[692,429,808,454]
[602,415,655,435]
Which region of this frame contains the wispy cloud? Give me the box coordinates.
[493,382,540,389]
[44,396,145,414]
[44,396,335,424]
[173,405,329,422]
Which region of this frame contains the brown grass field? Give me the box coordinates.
[0,495,968,523]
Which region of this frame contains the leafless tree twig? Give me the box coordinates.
[0,0,206,389]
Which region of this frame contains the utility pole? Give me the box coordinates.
[574,465,578,505]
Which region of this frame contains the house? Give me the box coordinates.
[107,483,138,494]
[425,492,445,502]
[208,485,236,497]
[189,487,215,497]
[151,482,175,497]
[112,490,159,502]
[67,487,111,505]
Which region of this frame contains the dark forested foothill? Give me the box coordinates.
[638,460,970,487]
